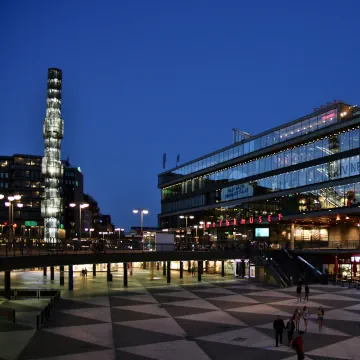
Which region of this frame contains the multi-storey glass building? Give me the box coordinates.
[158,101,360,248]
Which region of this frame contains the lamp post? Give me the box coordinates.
[69,202,89,243]
[85,228,94,239]
[115,228,124,242]
[179,215,194,247]
[4,195,22,253]
[133,209,149,240]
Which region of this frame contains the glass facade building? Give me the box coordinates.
[158,102,360,247]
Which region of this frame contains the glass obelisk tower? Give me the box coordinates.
[41,68,64,243]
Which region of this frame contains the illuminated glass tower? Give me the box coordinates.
[41,68,64,243]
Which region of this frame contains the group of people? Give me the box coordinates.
[296,282,309,302]
[81,268,88,278]
[273,299,325,359]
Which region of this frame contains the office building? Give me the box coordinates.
[158,101,360,248]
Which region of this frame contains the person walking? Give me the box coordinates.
[304,284,309,302]
[317,307,325,331]
[302,306,310,332]
[273,315,286,347]
[191,263,196,277]
[296,284,302,303]
[294,309,301,331]
[292,331,305,360]
[285,317,296,344]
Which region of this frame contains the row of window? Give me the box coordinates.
[162,155,360,213]
[163,127,360,200]
[14,158,41,166]
[0,173,8,178]
[0,182,8,188]
[163,109,337,179]
[13,181,42,189]
[162,195,205,214]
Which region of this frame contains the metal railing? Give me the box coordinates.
[295,240,360,250]
[0,288,60,329]
[0,242,249,257]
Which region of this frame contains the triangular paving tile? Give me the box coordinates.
[44,323,114,348]
[196,327,292,353]
[311,293,360,301]
[162,304,215,318]
[61,307,112,323]
[243,290,295,298]
[256,320,351,337]
[325,308,360,321]
[343,303,360,310]
[268,299,333,309]
[322,318,360,337]
[110,295,157,306]
[206,299,254,311]
[119,339,211,360]
[163,299,218,310]
[0,320,34,332]
[112,323,183,348]
[175,310,246,326]
[70,296,110,307]
[224,284,269,291]
[175,318,243,338]
[116,317,186,337]
[56,298,105,310]
[19,330,110,359]
[46,311,108,328]
[227,304,291,317]
[31,349,117,360]
[226,312,287,327]
[0,329,35,360]
[333,288,360,296]
[307,336,360,359]
[195,340,295,360]
[0,301,41,312]
[116,304,170,317]
[281,356,314,360]
[147,286,183,294]
[278,287,324,294]
[116,349,153,359]
[192,287,236,295]
[111,307,167,322]
[155,290,199,299]
[208,294,259,304]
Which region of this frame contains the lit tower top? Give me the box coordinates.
[41,68,64,243]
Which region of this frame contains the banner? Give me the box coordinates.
[221,183,253,201]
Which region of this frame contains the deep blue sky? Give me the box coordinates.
[1,1,360,229]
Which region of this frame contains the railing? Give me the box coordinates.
[37,291,60,330]
[295,240,360,250]
[0,242,249,257]
[0,288,60,329]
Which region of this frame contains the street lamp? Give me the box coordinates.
[4,195,23,250]
[69,202,89,242]
[132,209,149,240]
[179,215,194,247]
[115,228,124,241]
[85,228,94,238]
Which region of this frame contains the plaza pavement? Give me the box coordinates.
[1,269,360,360]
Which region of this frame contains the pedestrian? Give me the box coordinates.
[292,331,305,360]
[84,268,87,277]
[273,315,286,347]
[296,284,302,303]
[191,263,196,277]
[302,306,310,332]
[294,308,300,331]
[285,317,296,344]
[304,284,309,302]
[317,307,325,331]
[81,269,85,279]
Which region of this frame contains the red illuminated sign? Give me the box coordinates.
[204,213,283,228]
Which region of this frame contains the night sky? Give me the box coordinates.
[1,1,360,230]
